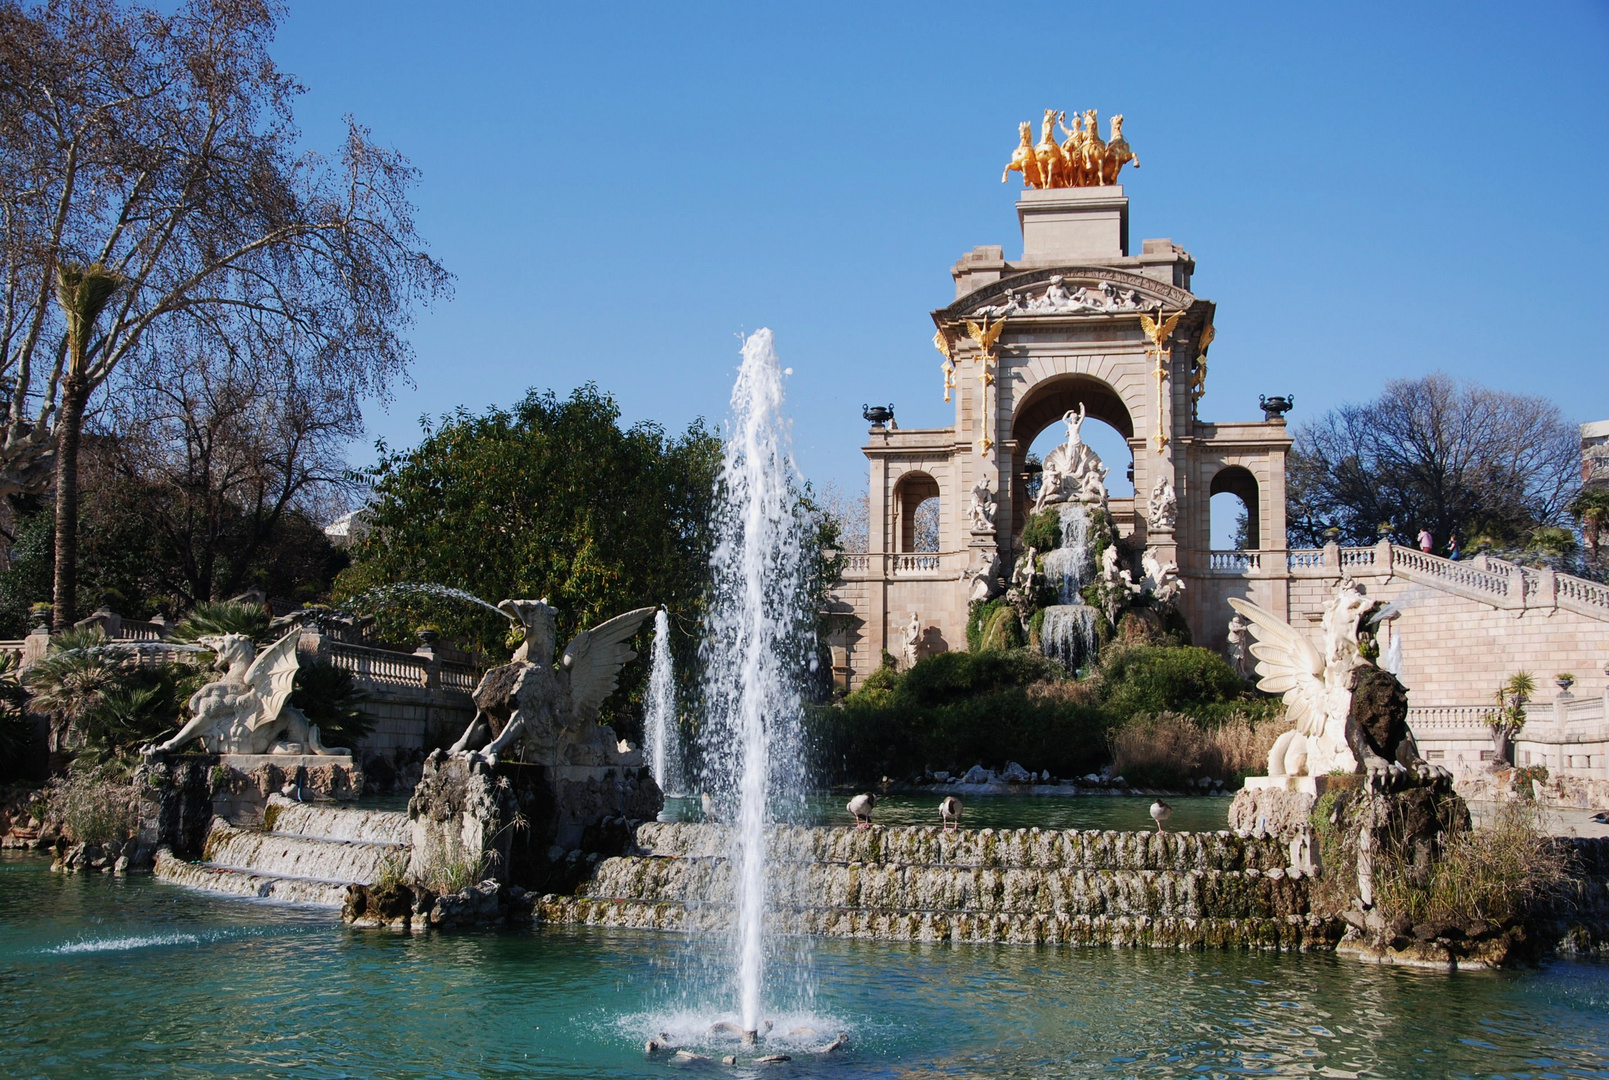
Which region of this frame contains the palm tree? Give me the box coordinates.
[51,262,125,629]
[1484,671,1535,767]
[1569,487,1609,568]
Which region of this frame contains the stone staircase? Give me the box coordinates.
[154,795,411,907]
[536,822,1333,950]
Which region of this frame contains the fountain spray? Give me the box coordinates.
[699,329,812,1039]
[644,608,679,795]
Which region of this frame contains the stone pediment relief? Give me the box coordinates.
[940,267,1196,322]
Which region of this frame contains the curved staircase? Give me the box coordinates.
[154,795,411,907]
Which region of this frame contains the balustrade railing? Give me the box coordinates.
[1286,550,1326,569]
[1206,551,1261,571]
[1407,705,1492,732]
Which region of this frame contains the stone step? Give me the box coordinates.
[263,795,412,845]
[154,849,351,907]
[203,822,407,888]
[579,855,1308,920]
[633,822,1294,873]
[536,894,1336,950]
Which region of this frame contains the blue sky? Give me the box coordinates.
[273,1,1608,508]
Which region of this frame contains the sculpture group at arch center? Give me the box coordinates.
[1034,405,1109,513]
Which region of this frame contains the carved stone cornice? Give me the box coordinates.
[934,265,1200,325]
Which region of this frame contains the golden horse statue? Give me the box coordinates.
[1002,121,1046,188]
[1076,109,1106,185]
[1100,114,1139,183]
[1006,109,1139,189]
[1034,109,1064,189]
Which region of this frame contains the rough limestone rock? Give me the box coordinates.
[406,749,661,899]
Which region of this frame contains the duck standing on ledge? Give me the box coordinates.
[939,795,963,832]
[1149,799,1173,833]
[847,792,876,829]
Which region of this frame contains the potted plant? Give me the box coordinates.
[1323,526,1342,544]
[1556,672,1576,694]
[1377,522,1394,539]
[415,625,440,647]
[28,602,52,632]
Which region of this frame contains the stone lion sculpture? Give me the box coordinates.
[146,631,341,757]
[448,599,656,767]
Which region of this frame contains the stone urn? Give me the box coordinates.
[416,628,440,647]
[1556,674,1575,695]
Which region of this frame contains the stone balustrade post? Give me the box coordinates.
[1375,538,1393,572]
[21,625,50,669]
[414,644,441,690]
[1535,567,1557,612]
[297,625,331,667]
[1322,540,1340,570]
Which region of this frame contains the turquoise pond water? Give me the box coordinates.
[4,851,1609,1079]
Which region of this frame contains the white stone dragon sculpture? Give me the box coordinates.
[146,631,341,757]
[1227,579,1374,780]
[448,599,656,767]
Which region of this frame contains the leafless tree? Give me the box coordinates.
[1288,374,1579,551]
[89,339,358,606]
[0,0,450,622]
[815,480,868,554]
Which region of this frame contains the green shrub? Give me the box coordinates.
[812,649,1108,782]
[1096,643,1257,722]
[1021,508,1063,553]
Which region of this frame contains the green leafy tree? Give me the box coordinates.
[338,385,723,726]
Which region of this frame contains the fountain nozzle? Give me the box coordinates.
[741,1030,758,1046]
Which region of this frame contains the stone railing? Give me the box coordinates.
[1205,550,1262,572]
[325,639,479,697]
[1407,705,1492,734]
[1191,541,1609,624]
[837,551,967,580]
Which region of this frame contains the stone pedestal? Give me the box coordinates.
[407,750,663,895]
[1017,186,1128,262]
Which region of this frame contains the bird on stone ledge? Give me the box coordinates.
[1149,799,1173,833]
[847,792,876,829]
[939,795,963,832]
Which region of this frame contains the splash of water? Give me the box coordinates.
[644,609,681,796]
[699,328,813,1037]
[351,582,512,620]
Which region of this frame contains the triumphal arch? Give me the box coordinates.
[828,110,1293,686]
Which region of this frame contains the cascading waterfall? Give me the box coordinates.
[1039,503,1100,674]
[1040,504,1092,605]
[643,609,681,795]
[698,328,814,1039]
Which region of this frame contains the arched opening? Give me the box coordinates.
[893,471,940,552]
[1210,466,1260,550]
[1009,374,1136,537]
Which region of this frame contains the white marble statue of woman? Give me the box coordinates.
[902,611,922,670]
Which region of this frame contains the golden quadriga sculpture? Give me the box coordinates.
[1003,109,1138,189]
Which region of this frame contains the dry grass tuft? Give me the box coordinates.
[1108,710,1289,789]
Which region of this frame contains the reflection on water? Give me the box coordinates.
[3,851,1607,1078]
[663,792,1234,833]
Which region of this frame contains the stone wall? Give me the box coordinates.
[537,822,1336,950]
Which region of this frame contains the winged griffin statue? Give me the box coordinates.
[146,631,341,757]
[1228,579,1443,790]
[448,599,656,767]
